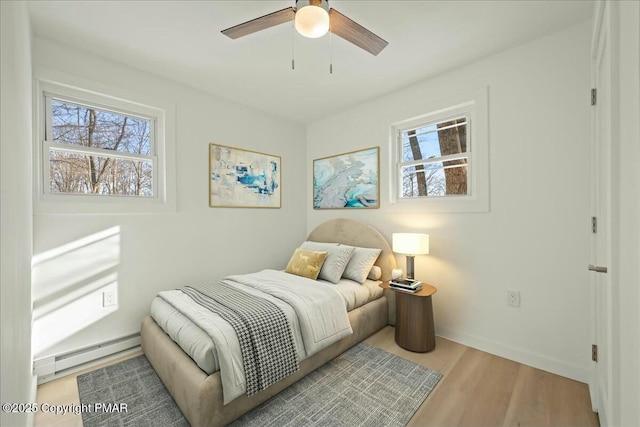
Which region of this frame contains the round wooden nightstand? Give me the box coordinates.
[380,281,437,352]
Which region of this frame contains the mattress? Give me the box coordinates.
[150,277,383,374]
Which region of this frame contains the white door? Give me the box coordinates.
[590,2,613,426]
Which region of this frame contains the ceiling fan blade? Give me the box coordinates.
[329,9,388,56]
[222,7,295,39]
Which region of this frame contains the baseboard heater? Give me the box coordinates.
[34,333,140,384]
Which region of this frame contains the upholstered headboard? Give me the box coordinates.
[307,218,396,282]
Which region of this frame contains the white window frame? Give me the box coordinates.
[43,92,158,197]
[396,112,471,199]
[390,86,489,213]
[34,76,176,214]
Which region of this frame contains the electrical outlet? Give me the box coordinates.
[103,290,116,307]
[507,290,520,307]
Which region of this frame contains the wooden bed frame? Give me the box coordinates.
[140,218,396,427]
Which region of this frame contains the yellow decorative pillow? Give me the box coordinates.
[285,248,328,280]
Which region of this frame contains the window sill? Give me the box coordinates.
[34,194,176,215]
[389,194,490,213]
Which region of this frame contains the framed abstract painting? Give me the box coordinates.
[313,146,379,209]
[209,144,281,208]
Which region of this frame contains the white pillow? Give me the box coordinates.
[341,246,382,284]
[301,241,355,283]
[368,265,382,281]
[301,241,339,247]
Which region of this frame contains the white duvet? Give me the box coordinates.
[155,269,353,404]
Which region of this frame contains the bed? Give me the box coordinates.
[140,218,397,427]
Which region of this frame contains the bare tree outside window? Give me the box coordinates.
[48,99,154,197]
[399,116,469,198]
[437,118,467,195]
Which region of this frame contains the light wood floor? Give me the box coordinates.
[35,351,143,427]
[35,326,599,427]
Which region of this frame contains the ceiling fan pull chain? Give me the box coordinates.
[291,21,296,70]
[329,20,333,74]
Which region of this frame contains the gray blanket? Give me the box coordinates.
[182,281,299,396]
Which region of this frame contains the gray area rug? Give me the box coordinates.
[78,342,442,427]
[77,353,188,427]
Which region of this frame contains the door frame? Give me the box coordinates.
[589,1,617,425]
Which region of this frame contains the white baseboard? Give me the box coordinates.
[436,326,590,383]
[34,333,141,384]
[36,346,141,385]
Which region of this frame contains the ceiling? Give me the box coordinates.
[27,1,594,124]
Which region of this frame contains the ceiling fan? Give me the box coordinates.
[221,0,388,56]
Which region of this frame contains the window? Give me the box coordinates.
[35,78,175,214]
[45,96,156,197]
[390,86,489,212]
[398,116,469,198]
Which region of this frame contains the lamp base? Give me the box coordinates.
[405,255,415,279]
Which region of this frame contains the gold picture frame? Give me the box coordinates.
[313,146,379,209]
[209,143,281,208]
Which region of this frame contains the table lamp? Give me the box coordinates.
[392,233,429,279]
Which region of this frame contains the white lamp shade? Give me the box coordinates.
[295,4,330,38]
[392,233,429,255]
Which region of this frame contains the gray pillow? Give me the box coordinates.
[341,246,382,284]
[301,241,355,283]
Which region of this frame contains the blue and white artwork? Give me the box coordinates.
[313,147,379,209]
[210,144,281,208]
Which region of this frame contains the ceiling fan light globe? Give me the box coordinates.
[295,5,330,38]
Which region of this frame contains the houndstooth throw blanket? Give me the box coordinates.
[181,282,299,396]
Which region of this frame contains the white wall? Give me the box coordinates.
[612,1,640,425]
[0,1,36,426]
[31,38,308,358]
[306,22,592,382]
